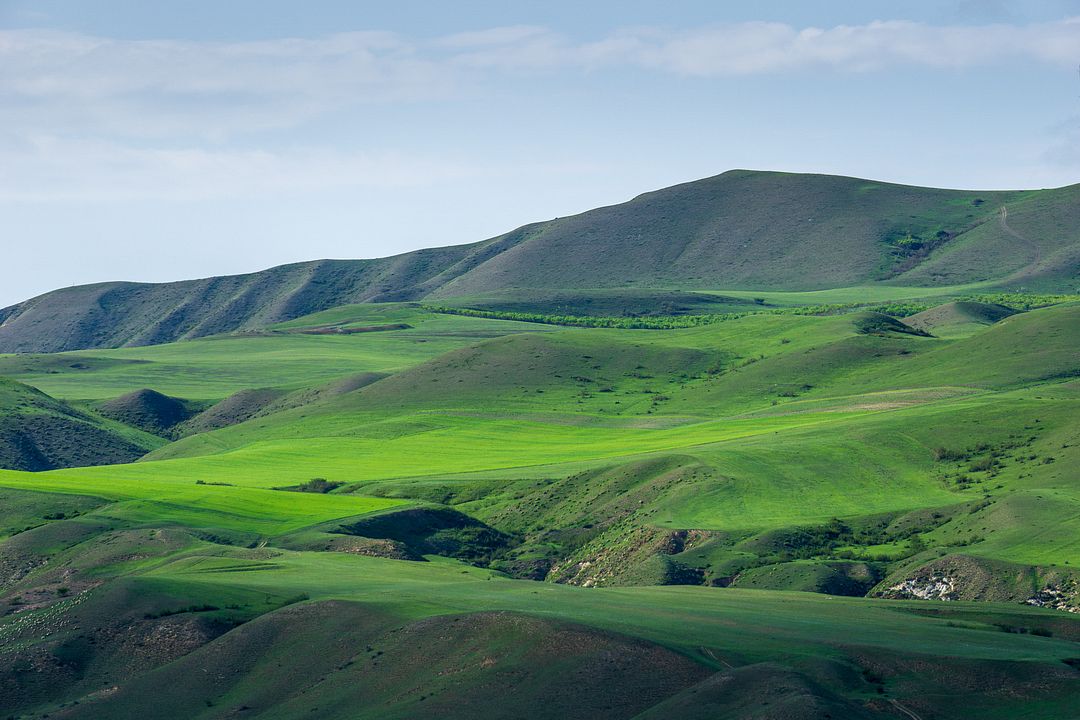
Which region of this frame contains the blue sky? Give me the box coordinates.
[2,1,1079,306]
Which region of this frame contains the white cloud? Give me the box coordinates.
[1,19,1077,141]
[0,136,498,202]
[0,29,456,139]
[3,18,1079,110]
[1,18,1078,201]
[0,29,436,98]
[525,19,1080,76]
[436,25,551,49]
[0,134,605,203]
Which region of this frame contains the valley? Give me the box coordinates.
[1,172,1079,718]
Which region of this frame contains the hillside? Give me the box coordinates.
[95,389,205,438]
[3,170,1079,353]
[1,295,1079,718]
[0,378,160,471]
[904,300,1017,336]
[116,301,1080,598]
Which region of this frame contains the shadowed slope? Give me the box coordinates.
[0,378,158,471]
[54,602,713,720]
[430,170,1032,298]
[97,389,203,438]
[0,250,486,353]
[905,300,1017,336]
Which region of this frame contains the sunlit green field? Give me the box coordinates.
[710,281,995,306]
[0,305,552,400]
[2,300,1078,556]
[147,549,1079,664]
[2,294,1078,719]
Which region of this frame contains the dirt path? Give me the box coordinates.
[999,206,1043,280]
[699,646,733,669]
[889,698,924,720]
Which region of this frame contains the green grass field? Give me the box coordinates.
[1,292,1078,718]
[0,305,552,401]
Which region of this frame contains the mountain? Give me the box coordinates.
[2,169,1078,353]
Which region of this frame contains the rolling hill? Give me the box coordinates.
[904,300,1017,336]
[3,169,1079,353]
[0,378,160,471]
[2,169,1080,718]
[1,292,1079,718]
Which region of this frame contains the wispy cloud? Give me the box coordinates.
[1,18,1078,200]
[3,18,1079,120]
[0,134,605,202]
[0,136,499,201]
[600,19,1080,75]
[0,29,455,138]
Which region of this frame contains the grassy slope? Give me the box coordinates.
[4,170,1079,354]
[1,504,1075,719]
[7,553,1077,719]
[0,377,162,471]
[2,298,1080,718]
[904,300,1017,337]
[0,305,553,400]
[0,246,488,352]
[897,183,1080,289]
[429,170,1036,297]
[1,303,1075,564]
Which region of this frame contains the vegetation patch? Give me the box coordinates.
[851,312,932,337]
[275,478,345,494]
[291,323,412,335]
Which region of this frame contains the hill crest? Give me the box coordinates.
[2,169,1079,353]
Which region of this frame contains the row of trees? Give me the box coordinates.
[422,293,1078,330]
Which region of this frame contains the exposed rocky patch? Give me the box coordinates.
[548,525,712,587]
[883,573,959,601]
[1025,582,1080,613]
[875,554,1080,610]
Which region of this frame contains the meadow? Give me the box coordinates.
[1,289,1078,718]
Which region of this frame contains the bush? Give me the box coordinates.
[285,478,344,494]
[932,447,968,462]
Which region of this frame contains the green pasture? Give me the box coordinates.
[2,301,1076,559]
[0,467,402,535]
[707,283,993,306]
[0,305,551,401]
[145,550,1079,664]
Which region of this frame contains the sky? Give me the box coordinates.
[2,1,1080,307]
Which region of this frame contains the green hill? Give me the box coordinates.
[905,300,1017,336]
[0,378,160,471]
[3,170,1079,353]
[96,389,204,438]
[0,294,1079,717]
[2,238,1080,715]
[99,302,1078,597]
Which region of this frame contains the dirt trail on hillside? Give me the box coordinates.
[889,699,924,720]
[999,206,1043,281]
